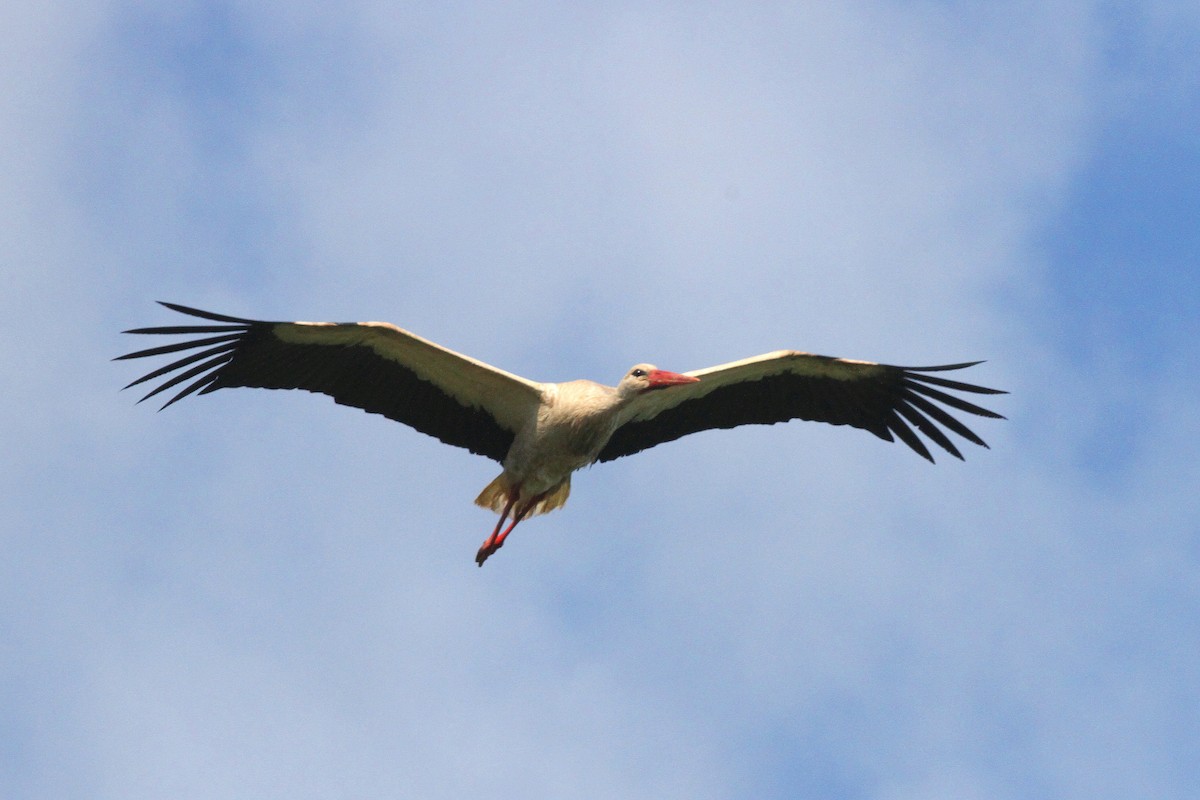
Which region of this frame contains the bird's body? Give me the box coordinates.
[497,381,619,502]
[119,303,1005,565]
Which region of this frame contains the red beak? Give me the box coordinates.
[646,369,701,388]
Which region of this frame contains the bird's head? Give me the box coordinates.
[618,363,700,397]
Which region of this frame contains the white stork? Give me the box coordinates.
[119,302,1005,565]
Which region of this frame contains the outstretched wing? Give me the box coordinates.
[117,302,544,462]
[598,350,1005,463]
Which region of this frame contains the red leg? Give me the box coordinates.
[476,494,516,566]
[493,504,532,549]
[476,495,541,566]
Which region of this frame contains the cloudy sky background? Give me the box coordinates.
[4,2,1198,798]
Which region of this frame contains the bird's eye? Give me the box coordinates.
[632,368,647,378]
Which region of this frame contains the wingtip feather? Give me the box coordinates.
[156,301,257,324]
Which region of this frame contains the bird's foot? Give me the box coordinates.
[475,536,502,567]
[476,525,518,566]
[475,504,530,567]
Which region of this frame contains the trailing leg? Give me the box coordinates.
[476,493,516,566]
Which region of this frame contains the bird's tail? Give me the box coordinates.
[474,474,512,513]
[530,480,571,516]
[474,474,571,518]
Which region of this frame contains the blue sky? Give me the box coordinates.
[3,3,1198,798]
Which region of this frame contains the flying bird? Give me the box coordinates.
[119,302,1005,565]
